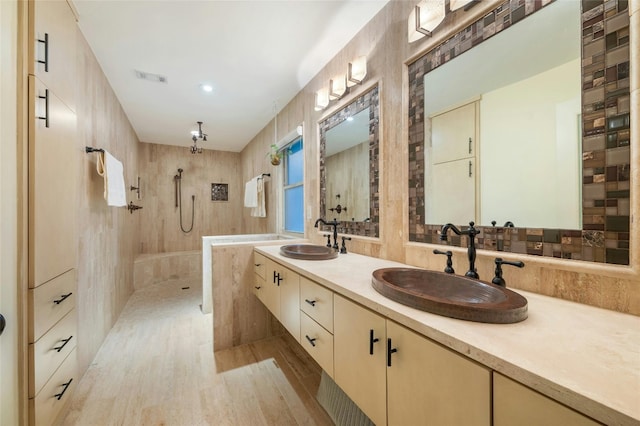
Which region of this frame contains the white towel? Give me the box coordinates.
[244,177,258,208]
[97,151,127,207]
[250,177,266,218]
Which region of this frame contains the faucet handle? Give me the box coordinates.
[340,236,352,254]
[325,234,332,248]
[433,249,454,274]
[492,258,525,287]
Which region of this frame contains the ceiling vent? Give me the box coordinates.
[134,70,168,83]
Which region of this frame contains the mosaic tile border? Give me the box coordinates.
[319,85,380,238]
[407,0,630,265]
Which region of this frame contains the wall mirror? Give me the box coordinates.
[320,84,379,237]
[408,0,631,265]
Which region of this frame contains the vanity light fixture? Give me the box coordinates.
[315,88,329,111]
[449,0,479,12]
[407,0,446,42]
[347,56,367,87]
[189,121,206,154]
[329,74,347,100]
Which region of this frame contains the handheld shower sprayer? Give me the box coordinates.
[174,167,195,233]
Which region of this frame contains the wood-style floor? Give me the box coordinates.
[58,280,333,426]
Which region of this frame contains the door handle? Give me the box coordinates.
[0,314,6,336]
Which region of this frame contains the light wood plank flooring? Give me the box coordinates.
[58,280,332,426]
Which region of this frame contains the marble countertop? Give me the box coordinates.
[256,245,640,426]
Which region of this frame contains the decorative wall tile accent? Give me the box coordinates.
[319,85,380,237]
[211,183,228,201]
[407,0,630,265]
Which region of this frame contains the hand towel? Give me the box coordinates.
[244,177,258,208]
[250,177,266,217]
[97,151,127,207]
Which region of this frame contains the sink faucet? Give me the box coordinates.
[314,218,339,250]
[440,221,479,279]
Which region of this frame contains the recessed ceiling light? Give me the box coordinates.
[201,84,213,93]
[346,117,354,122]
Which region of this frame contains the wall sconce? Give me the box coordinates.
[407,0,446,43]
[329,75,347,100]
[315,88,329,111]
[450,0,478,12]
[347,56,367,87]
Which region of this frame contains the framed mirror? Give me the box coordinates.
[408,0,631,265]
[319,84,379,237]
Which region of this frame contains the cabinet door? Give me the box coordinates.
[278,264,300,342]
[30,0,77,112]
[428,158,476,225]
[333,295,386,426]
[493,373,600,426]
[29,76,77,288]
[262,259,281,319]
[386,321,490,426]
[431,101,476,164]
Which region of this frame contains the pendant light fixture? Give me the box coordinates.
[190,121,206,154]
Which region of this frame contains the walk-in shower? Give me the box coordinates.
[174,168,195,233]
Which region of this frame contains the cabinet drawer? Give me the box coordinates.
[31,348,77,426]
[30,269,76,342]
[253,274,266,301]
[254,252,266,280]
[300,277,333,332]
[29,309,76,398]
[300,312,334,377]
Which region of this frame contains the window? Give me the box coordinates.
[283,138,304,233]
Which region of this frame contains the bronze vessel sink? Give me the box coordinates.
[371,268,527,324]
[280,244,338,260]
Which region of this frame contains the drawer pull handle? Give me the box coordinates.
[37,33,49,72]
[55,378,73,401]
[53,292,72,305]
[387,338,398,367]
[255,263,261,267]
[254,286,261,290]
[369,329,380,355]
[305,299,317,307]
[37,89,49,128]
[53,335,73,353]
[305,335,317,347]
[274,272,283,286]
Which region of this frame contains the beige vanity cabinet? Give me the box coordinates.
[493,373,600,426]
[334,295,490,426]
[253,252,267,303]
[386,320,491,426]
[300,277,335,376]
[333,294,387,426]
[29,0,77,113]
[264,259,300,342]
[27,2,79,424]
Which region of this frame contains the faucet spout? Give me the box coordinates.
[315,217,339,250]
[440,221,479,279]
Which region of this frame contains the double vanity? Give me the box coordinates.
[253,244,639,426]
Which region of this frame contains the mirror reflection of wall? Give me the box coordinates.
[319,84,379,237]
[423,0,581,230]
[325,108,371,222]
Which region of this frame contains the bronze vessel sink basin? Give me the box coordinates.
[372,268,527,324]
[280,244,338,260]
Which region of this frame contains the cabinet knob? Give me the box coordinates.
[254,286,261,290]
[369,329,380,355]
[387,338,398,367]
[53,292,72,305]
[0,314,6,336]
[55,378,73,401]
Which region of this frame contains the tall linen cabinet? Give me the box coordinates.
[26,1,79,424]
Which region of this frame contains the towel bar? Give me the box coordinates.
[127,201,142,214]
[85,146,104,153]
[258,173,271,180]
